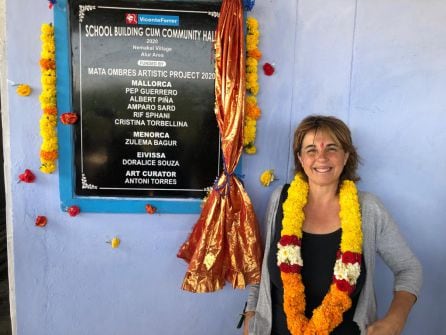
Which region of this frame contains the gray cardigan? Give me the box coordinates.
[246,186,422,335]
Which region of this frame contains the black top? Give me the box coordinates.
[268,185,365,335]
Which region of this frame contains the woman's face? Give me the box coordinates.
[298,129,349,189]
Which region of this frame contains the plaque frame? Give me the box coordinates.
[55,0,224,213]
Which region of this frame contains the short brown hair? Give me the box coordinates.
[293,115,360,182]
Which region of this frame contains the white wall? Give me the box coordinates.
[2,0,445,334]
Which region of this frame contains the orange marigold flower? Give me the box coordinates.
[40,58,56,70]
[43,106,58,115]
[247,48,262,60]
[246,101,261,120]
[40,150,58,161]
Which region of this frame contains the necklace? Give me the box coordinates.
[277,174,363,334]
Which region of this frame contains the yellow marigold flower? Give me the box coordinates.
[246,17,259,31]
[39,94,57,106]
[246,43,255,52]
[41,23,54,35]
[40,137,57,147]
[246,57,258,73]
[45,42,56,54]
[244,145,257,155]
[40,129,57,140]
[40,114,57,128]
[41,50,55,60]
[243,118,256,146]
[41,139,58,152]
[260,169,275,187]
[39,123,57,134]
[246,57,258,67]
[42,41,54,51]
[111,237,120,249]
[248,83,259,96]
[41,70,57,85]
[246,72,258,86]
[41,87,57,97]
[41,29,53,38]
[40,161,56,174]
[246,35,259,49]
[246,95,257,105]
[249,30,260,40]
[16,84,32,97]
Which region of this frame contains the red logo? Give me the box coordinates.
[126,13,138,24]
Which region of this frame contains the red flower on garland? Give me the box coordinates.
[342,251,362,264]
[60,112,79,125]
[35,216,48,227]
[67,205,80,217]
[279,235,301,246]
[334,278,355,294]
[262,62,275,76]
[279,263,302,273]
[145,204,157,214]
[19,169,36,183]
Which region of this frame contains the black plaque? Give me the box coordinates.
[69,0,221,198]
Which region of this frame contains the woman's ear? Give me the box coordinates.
[344,152,350,166]
[298,154,303,165]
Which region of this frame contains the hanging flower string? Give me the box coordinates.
[39,23,58,174]
[243,17,262,155]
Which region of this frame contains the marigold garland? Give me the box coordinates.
[39,23,58,174]
[278,174,363,334]
[243,17,262,154]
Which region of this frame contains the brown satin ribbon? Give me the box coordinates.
[177,0,262,293]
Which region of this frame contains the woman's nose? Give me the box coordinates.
[316,150,328,160]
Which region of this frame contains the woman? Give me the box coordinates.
[243,115,422,335]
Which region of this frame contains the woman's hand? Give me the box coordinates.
[367,291,416,335]
[243,311,255,335]
[366,317,402,335]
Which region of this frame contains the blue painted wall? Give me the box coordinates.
[3,0,445,334]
